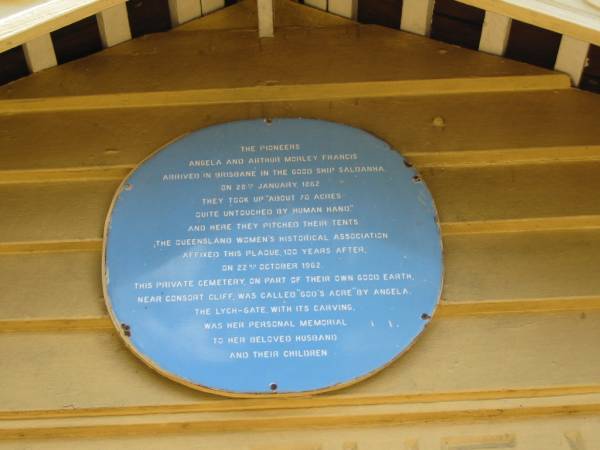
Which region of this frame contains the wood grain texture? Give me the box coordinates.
[1,0,600,445]
[22,33,57,72]
[0,20,559,101]
[456,0,600,47]
[1,161,600,245]
[178,0,350,31]
[2,311,600,414]
[2,228,600,326]
[1,413,600,448]
[0,0,125,52]
[3,90,599,173]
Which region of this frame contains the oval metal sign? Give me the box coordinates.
[103,119,443,396]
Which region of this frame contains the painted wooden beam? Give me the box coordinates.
[479,11,512,55]
[328,0,358,19]
[257,0,274,37]
[304,0,327,11]
[456,0,600,47]
[22,33,57,73]
[96,2,131,47]
[168,0,202,26]
[554,35,590,86]
[0,0,126,52]
[201,0,225,15]
[400,0,435,36]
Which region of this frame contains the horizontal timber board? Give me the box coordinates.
[0,76,572,115]
[0,25,559,101]
[1,92,599,174]
[2,229,600,324]
[1,413,600,448]
[1,310,600,413]
[1,161,600,244]
[174,0,352,31]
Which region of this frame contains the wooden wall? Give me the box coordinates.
[1,1,600,448]
[1,0,599,93]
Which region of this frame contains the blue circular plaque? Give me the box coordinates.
[103,119,443,396]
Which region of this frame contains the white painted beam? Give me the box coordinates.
[328,0,358,19]
[304,0,327,11]
[168,0,202,26]
[479,11,512,55]
[96,2,131,47]
[23,33,57,73]
[257,0,273,37]
[400,0,435,36]
[201,0,225,15]
[554,35,590,86]
[0,0,126,53]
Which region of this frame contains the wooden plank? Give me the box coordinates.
[400,0,435,36]
[0,75,571,114]
[304,0,328,11]
[456,0,600,47]
[328,0,358,19]
[1,161,600,243]
[1,90,599,174]
[22,34,57,72]
[0,162,600,253]
[479,11,512,55]
[555,35,590,85]
[96,3,131,47]
[257,0,274,37]
[178,0,350,31]
[1,414,600,449]
[2,310,600,413]
[168,0,202,26]
[0,21,562,102]
[0,0,126,52]
[200,0,225,15]
[2,228,600,326]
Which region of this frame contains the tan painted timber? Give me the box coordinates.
[1,91,599,173]
[178,0,350,31]
[304,0,328,11]
[200,0,224,15]
[0,0,126,52]
[22,34,57,73]
[96,2,131,47]
[456,0,600,47]
[3,229,600,326]
[168,0,202,26]
[0,24,561,102]
[328,0,358,19]
[2,395,600,440]
[2,311,600,413]
[4,144,600,186]
[2,160,600,244]
[479,11,512,55]
[400,0,435,36]
[257,0,274,37]
[1,413,600,449]
[555,35,590,85]
[0,76,571,115]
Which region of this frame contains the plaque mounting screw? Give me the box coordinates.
[124,183,133,191]
[269,383,278,391]
[264,118,273,125]
[121,323,131,336]
[421,313,431,320]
